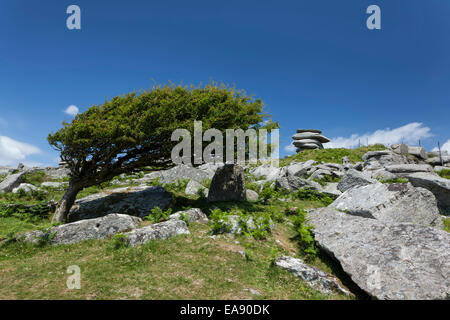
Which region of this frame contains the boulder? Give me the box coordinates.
[169,208,208,223]
[408,172,450,214]
[68,186,173,222]
[390,144,409,155]
[296,129,322,134]
[320,183,342,197]
[370,169,397,181]
[331,182,444,229]
[307,207,450,300]
[308,169,333,181]
[0,171,26,193]
[337,169,378,192]
[125,219,189,246]
[246,189,259,201]
[292,133,331,143]
[249,164,281,181]
[275,256,351,296]
[426,156,450,165]
[22,214,142,245]
[138,164,214,185]
[286,160,316,178]
[408,146,427,160]
[12,183,40,194]
[0,166,14,175]
[362,150,413,170]
[184,180,204,196]
[384,164,433,177]
[275,174,322,192]
[207,164,246,202]
[41,181,68,189]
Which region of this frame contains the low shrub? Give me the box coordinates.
[144,206,172,223]
[291,208,317,258]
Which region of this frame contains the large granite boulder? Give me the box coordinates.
[362,150,413,171]
[138,164,214,185]
[408,172,450,214]
[68,186,173,222]
[426,156,450,165]
[307,207,450,300]
[169,208,209,224]
[408,146,427,160]
[207,164,246,202]
[249,164,281,181]
[384,164,434,177]
[331,183,444,229]
[337,169,378,192]
[125,219,189,246]
[0,171,26,193]
[22,214,142,245]
[275,256,351,296]
[287,160,317,178]
[12,183,40,194]
[275,174,322,192]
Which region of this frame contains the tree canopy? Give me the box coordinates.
[48,83,276,222]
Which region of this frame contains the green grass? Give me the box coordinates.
[280,144,386,167]
[0,222,352,300]
[437,169,450,179]
[378,178,409,184]
[443,217,450,233]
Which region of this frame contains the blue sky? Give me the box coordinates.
[1,0,449,166]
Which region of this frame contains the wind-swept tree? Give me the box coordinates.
[48,83,276,223]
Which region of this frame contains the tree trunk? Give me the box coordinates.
[52,182,81,223]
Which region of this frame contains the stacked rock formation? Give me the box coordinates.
[292,129,330,152]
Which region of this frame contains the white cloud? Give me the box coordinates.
[327,122,433,149]
[0,136,41,166]
[64,105,79,116]
[284,142,296,154]
[432,139,450,153]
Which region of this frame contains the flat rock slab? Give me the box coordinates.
[307,207,450,300]
[331,183,444,228]
[22,214,142,245]
[385,164,433,177]
[139,164,214,184]
[408,172,450,214]
[125,219,189,246]
[0,171,26,193]
[169,208,209,223]
[275,256,351,296]
[296,129,322,134]
[292,133,330,143]
[68,186,173,222]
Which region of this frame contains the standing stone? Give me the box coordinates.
[207,164,246,202]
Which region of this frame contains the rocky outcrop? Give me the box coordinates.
[337,169,378,192]
[137,164,214,185]
[169,208,209,224]
[125,219,189,246]
[68,186,173,222]
[292,129,330,152]
[22,214,142,245]
[207,164,246,202]
[426,156,450,165]
[275,256,351,296]
[12,183,40,194]
[408,146,427,160]
[0,166,14,175]
[275,174,322,192]
[0,171,26,193]
[384,164,433,177]
[249,164,281,181]
[331,183,444,228]
[408,172,450,214]
[286,160,317,178]
[362,150,414,171]
[307,207,450,300]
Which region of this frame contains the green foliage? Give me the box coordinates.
[280,144,386,167]
[437,169,450,179]
[0,174,6,183]
[291,208,317,258]
[259,182,286,203]
[312,175,341,187]
[165,179,189,194]
[295,189,335,206]
[35,228,57,247]
[201,179,211,189]
[109,233,130,250]
[23,171,46,186]
[378,177,409,184]
[47,82,275,191]
[209,209,233,234]
[144,206,173,223]
[443,217,450,233]
[0,202,51,222]
[179,212,190,226]
[147,177,163,187]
